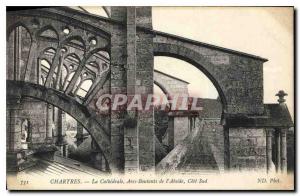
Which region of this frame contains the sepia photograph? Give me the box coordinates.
[5,5,294,190]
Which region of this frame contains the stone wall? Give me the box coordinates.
[153,34,266,115]
[286,128,294,172]
[173,117,190,146]
[110,7,155,173]
[153,70,191,151]
[7,98,47,151]
[7,7,281,175]
[229,128,266,171]
[162,117,190,150]
[197,118,225,172]
[135,6,155,172]
[110,7,128,172]
[154,70,189,96]
[123,7,139,173]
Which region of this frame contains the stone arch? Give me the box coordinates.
[7,80,112,170]
[6,22,33,41]
[64,53,81,65]
[153,80,171,100]
[153,42,228,113]
[64,36,87,50]
[37,25,59,40]
[6,24,33,81]
[39,47,57,57]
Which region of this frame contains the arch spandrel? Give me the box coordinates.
[6,8,113,164]
[153,33,267,115]
[7,7,274,174]
[7,80,112,168]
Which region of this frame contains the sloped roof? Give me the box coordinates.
[156,124,219,173]
[226,104,294,128]
[18,154,105,177]
[154,70,189,84]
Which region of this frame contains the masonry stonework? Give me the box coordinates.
[6,7,293,175]
[229,128,267,171]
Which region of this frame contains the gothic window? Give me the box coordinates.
[6,25,32,80]
[76,79,93,98]
[39,59,51,85]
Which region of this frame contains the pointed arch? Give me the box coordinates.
[41,47,57,56]
[39,58,52,85]
[86,61,100,74]
[154,80,171,100]
[7,80,111,170]
[76,79,93,98]
[87,48,110,60]
[64,53,81,65]
[64,36,86,50]
[40,58,51,70]
[154,42,228,113]
[6,24,32,81]
[7,22,32,41]
[37,25,59,40]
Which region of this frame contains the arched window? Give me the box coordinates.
[6,25,32,80]
[60,64,68,88]
[39,59,51,85]
[76,79,93,98]
[39,27,59,40]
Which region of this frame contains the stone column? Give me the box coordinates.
[274,90,288,173]
[110,6,155,173]
[266,129,273,173]
[223,126,230,170]
[61,111,68,157]
[280,129,287,173]
[76,122,84,146]
[45,103,53,143]
[167,117,175,150]
[7,97,22,172]
[9,104,22,152]
[55,109,67,157]
[189,117,193,133]
[14,26,21,80]
[275,129,281,172]
[110,7,127,173]
[136,6,155,172]
[124,6,139,173]
[91,139,107,171]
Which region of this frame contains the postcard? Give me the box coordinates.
[6,6,294,190]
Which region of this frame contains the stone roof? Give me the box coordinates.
[154,69,189,84]
[156,124,219,173]
[18,154,105,177]
[226,104,294,128]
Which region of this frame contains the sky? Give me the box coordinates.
[78,6,294,117]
